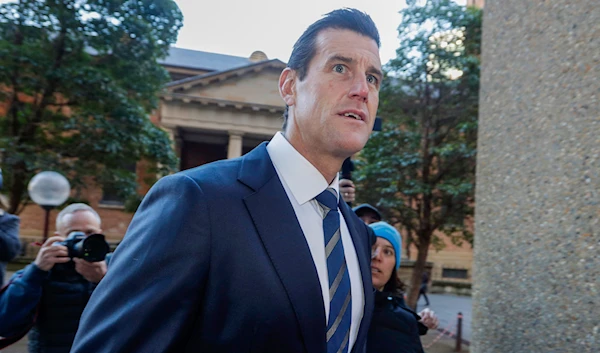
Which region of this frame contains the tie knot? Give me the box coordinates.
[315,188,339,211]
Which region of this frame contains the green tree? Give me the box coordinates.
[0,0,183,214]
[355,0,481,308]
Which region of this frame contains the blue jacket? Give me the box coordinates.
[0,211,20,287]
[0,264,45,337]
[0,255,111,352]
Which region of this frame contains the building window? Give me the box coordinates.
[442,268,469,279]
[100,163,136,207]
[100,185,125,206]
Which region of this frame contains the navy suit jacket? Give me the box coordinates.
[71,143,375,353]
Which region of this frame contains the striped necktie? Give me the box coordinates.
[315,188,352,353]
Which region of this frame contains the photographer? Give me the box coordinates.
[0,203,109,353]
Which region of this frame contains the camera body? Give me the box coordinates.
[57,231,109,262]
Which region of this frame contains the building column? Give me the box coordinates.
[227,131,244,159]
[164,127,182,158]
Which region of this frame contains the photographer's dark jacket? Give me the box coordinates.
[0,255,111,353]
[367,290,426,353]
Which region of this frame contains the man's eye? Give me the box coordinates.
[367,74,378,85]
[333,64,345,73]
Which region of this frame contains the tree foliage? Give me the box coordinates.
[355,0,482,308]
[0,0,183,214]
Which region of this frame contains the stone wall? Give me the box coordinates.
[473,1,599,352]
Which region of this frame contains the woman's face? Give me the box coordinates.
[371,237,396,291]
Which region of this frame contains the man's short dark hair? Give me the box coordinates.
[282,8,381,130]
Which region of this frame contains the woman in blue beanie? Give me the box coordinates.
[367,221,438,353]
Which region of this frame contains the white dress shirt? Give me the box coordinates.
[266,132,364,350]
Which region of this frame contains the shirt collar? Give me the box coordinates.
[267,132,339,205]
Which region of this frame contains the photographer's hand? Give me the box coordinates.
[74,258,107,283]
[34,236,69,271]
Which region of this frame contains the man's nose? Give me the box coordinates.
[349,75,369,102]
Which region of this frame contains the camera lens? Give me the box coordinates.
[74,234,109,262]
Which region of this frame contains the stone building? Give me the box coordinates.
[158,48,286,167]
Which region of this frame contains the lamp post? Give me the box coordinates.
[27,171,71,242]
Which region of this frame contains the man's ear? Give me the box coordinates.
[279,68,296,107]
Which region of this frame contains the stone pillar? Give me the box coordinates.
[164,127,182,158]
[473,1,599,352]
[227,131,244,159]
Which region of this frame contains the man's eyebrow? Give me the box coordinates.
[368,65,383,80]
[326,55,353,65]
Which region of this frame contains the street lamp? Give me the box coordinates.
[28,171,71,242]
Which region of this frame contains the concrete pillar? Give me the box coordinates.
[227,131,244,159]
[164,127,182,158]
[473,1,599,352]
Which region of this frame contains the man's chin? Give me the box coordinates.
[338,140,369,157]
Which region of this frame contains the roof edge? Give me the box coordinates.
[161,92,285,114]
[165,59,286,90]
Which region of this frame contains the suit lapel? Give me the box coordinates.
[240,143,326,353]
[338,201,374,353]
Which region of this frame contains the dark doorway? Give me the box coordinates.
[180,141,227,170]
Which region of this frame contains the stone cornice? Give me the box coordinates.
[161,92,285,114]
[166,59,286,92]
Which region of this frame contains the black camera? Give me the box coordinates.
[56,231,110,262]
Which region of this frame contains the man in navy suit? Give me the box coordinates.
[71,8,383,353]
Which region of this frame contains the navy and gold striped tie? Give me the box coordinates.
[315,188,352,353]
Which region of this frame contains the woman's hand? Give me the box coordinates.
[418,308,439,330]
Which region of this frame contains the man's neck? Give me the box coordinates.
[305,154,342,185]
[281,132,344,184]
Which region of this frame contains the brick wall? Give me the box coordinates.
[403,230,474,284]
[18,184,134,242]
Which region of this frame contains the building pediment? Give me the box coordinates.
[162,93,284,115]
[165,59,286,108]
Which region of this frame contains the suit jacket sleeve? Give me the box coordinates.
[71,174,211,353]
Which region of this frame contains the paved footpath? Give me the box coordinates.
[417,293,473,343]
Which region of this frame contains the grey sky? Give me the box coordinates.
[174,0,406,65]
[0,0,467,65]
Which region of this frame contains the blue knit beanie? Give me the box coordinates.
[369,221,402,269]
